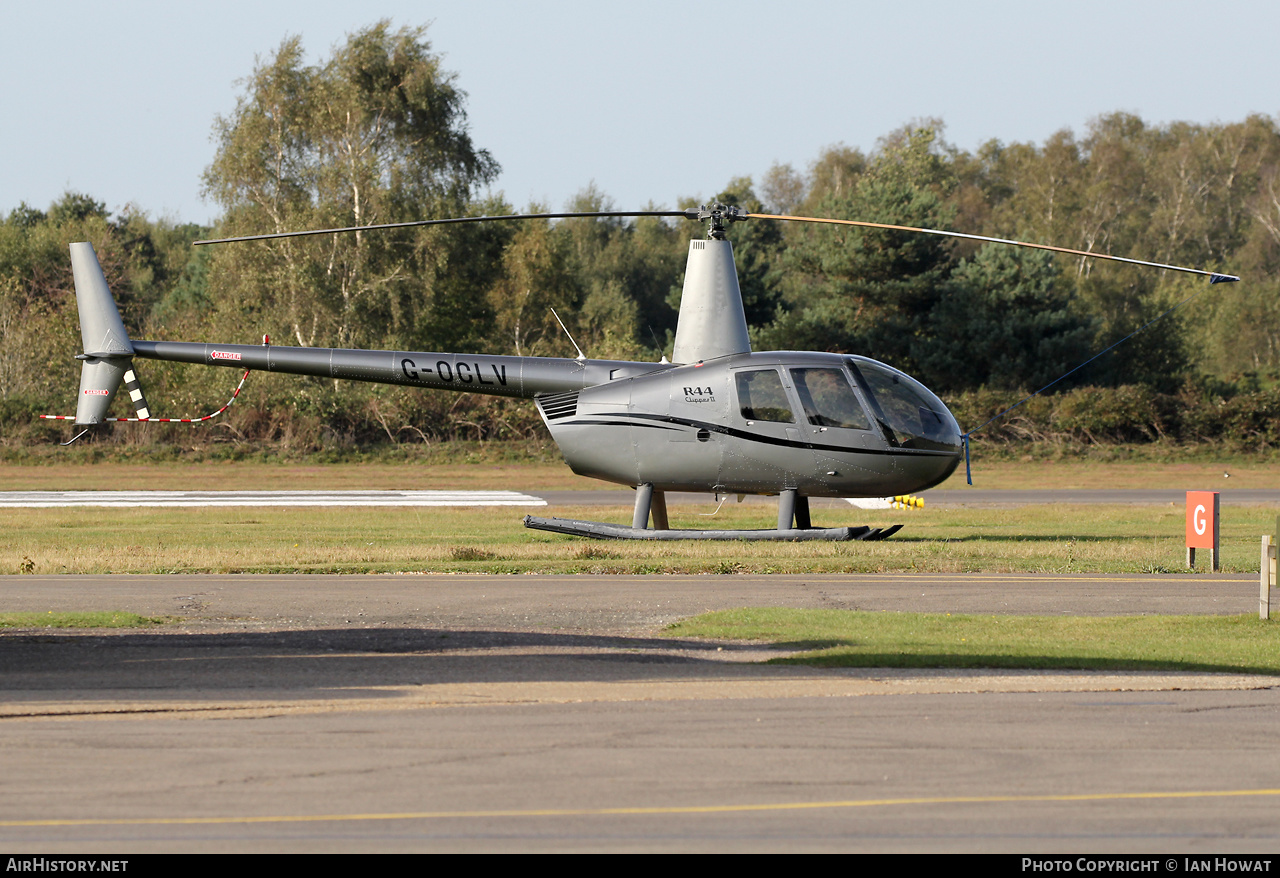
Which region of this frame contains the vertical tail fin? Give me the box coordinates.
[68,242,135,425]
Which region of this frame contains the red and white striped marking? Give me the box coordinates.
[42,370,250,423]
[122,367,150,419]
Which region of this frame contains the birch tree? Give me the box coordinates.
[202,22,499,351]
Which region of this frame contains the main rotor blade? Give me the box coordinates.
[747,213,1240,284]
[194,210,695,246]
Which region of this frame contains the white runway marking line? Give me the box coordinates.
[0,490,548,508]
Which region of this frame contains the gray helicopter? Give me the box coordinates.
[52,204,1236,541]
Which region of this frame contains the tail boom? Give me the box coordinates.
[130,340,668,400]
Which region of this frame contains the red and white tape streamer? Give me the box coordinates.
[41,370,251,423]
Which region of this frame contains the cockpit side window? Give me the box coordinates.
[735,369,795,423]
[789,368,872,430]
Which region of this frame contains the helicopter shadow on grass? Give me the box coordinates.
[0,627,805,704]
[3,626,1269,707]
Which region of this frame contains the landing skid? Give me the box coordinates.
[523,516,902,542]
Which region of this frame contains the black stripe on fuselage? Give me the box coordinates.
[564,420,684,433]
[558,413,961,458]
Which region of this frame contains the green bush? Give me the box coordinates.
[953,383,1280,452]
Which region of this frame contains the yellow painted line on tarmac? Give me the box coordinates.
[6,787,1280,827]
[850,574,1242,582]
[847,576,1250,586]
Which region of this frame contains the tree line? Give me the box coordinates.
[3,22,1279,452]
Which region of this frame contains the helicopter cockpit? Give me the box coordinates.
[734,355,961,458]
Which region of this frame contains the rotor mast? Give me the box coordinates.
[670,203,753,364]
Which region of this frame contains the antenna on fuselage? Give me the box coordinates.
[646,325,670,364]
[550,308,587,362]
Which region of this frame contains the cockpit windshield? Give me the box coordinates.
[846,357,961,453]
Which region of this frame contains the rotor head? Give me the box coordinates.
[684,202,750,240]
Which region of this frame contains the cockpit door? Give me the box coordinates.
[788,366,895,479]
[720,366,814,492]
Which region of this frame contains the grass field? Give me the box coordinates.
[3,444,1280,491]
[665,608,1280,674]
[2,453,1276,575]
[0,611,169,629]
[2,501,1276,575]
[4,455,1276,674]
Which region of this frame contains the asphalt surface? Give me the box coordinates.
[1,572,1278,853]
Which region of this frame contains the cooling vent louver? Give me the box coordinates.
[538,391,579,421]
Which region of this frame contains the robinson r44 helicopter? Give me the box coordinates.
[49,204,1237,540]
